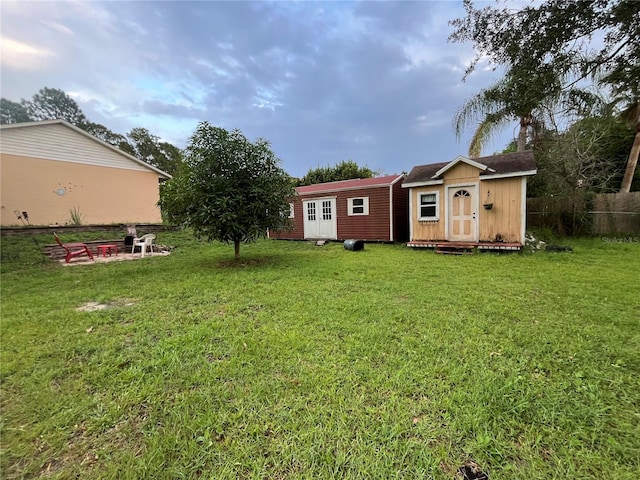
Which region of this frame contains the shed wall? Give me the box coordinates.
[335,186,391,241]
[270,184,403,241]
[410,186,446,240]
[408,164,527,243]
[391,182,409,242]
[478,177,523,242]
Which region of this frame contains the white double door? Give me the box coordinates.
[303,198,337,239]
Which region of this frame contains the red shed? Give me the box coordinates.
[269,175,408,242]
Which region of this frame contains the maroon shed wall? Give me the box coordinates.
[269,175,408,242]
[269,198,304,240]
[334,187,391,241]
[392,182,409,242]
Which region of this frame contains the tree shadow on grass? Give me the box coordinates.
[194,254,298,270]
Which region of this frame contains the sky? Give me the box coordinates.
[0,0,515,178]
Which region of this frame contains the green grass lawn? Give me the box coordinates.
[1,232,639,479]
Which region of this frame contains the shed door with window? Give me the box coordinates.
[448,187,476,242]
[303,198,337,239]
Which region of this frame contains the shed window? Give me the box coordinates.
[348,197,369,216]
[322,200,332,220]
[307,202,316,221]
[419,192,439,221]
[288,203,294,219]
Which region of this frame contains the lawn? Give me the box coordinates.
[1,231,638,479]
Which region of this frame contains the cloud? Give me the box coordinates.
[0,38,55,71]
[0,1,515,177]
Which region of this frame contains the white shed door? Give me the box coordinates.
[303,198,337,239]
[448,187,477,242]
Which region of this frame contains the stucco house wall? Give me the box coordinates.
[0,120,170,226]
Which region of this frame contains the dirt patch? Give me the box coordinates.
[61,250,170,267]
[76,302,108,312]
[456,460,489,480]
[76,299,137,312]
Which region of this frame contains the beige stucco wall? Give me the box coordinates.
[0,154,163,226]
[409,162,526,243]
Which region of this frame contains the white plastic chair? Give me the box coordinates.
[132,233,156,257]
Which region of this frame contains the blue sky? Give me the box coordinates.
[0,1,514,178]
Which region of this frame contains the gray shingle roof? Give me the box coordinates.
[403,151,536,185]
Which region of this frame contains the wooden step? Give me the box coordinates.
[435,245,475,255]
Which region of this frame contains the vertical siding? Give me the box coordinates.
[411,164,481,241]
[408,161,528,243]
[269,197,305,240]
[335,187,390,240]
[410,186,446,240]
[443,163,479,183]
[270,186,400,241]
[478,177,523,242]
[392,182,409,241]
[1,154,162,226]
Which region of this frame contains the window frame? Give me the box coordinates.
[288,203,295,219]
[347,197,370,216]
[418,191,439,221]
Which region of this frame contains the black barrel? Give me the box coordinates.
[343,239,364,251]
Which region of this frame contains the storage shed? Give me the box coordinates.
[269,175,408,242]
[402,151,536,250]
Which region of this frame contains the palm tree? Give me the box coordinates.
[619,101,639,192]
[454,65,563,157]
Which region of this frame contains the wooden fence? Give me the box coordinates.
[527,192,640,235]
[591,192,640,235]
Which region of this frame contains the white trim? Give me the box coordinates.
[288,203,295,219]
[389,185,394,242]
[521,177,527,243]
[445,183,479,242]
[300,195,338,201]
[481,170,537,180]
[347,196,369,216]
[390,175,404,186]
[417,190,440,221]
[408,188,414,241]
[302,197,337,239]
[0,119,171,178]
[433,156,494,178]
[402,179,444,188]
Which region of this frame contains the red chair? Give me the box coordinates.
[53,232,94,263]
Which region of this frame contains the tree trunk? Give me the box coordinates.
[620,114,640,193]
[517,115,531,152]
[234,240,240,260]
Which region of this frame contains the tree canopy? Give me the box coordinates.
[450,0,639,191]
[530,112,635,197]
[119,127,184,176]
[453,65,563,156]
[159,123,295,259]
[0,99,31,124]
[1,87,184,176]
[298,160,375,186]
[450,0,639,90]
